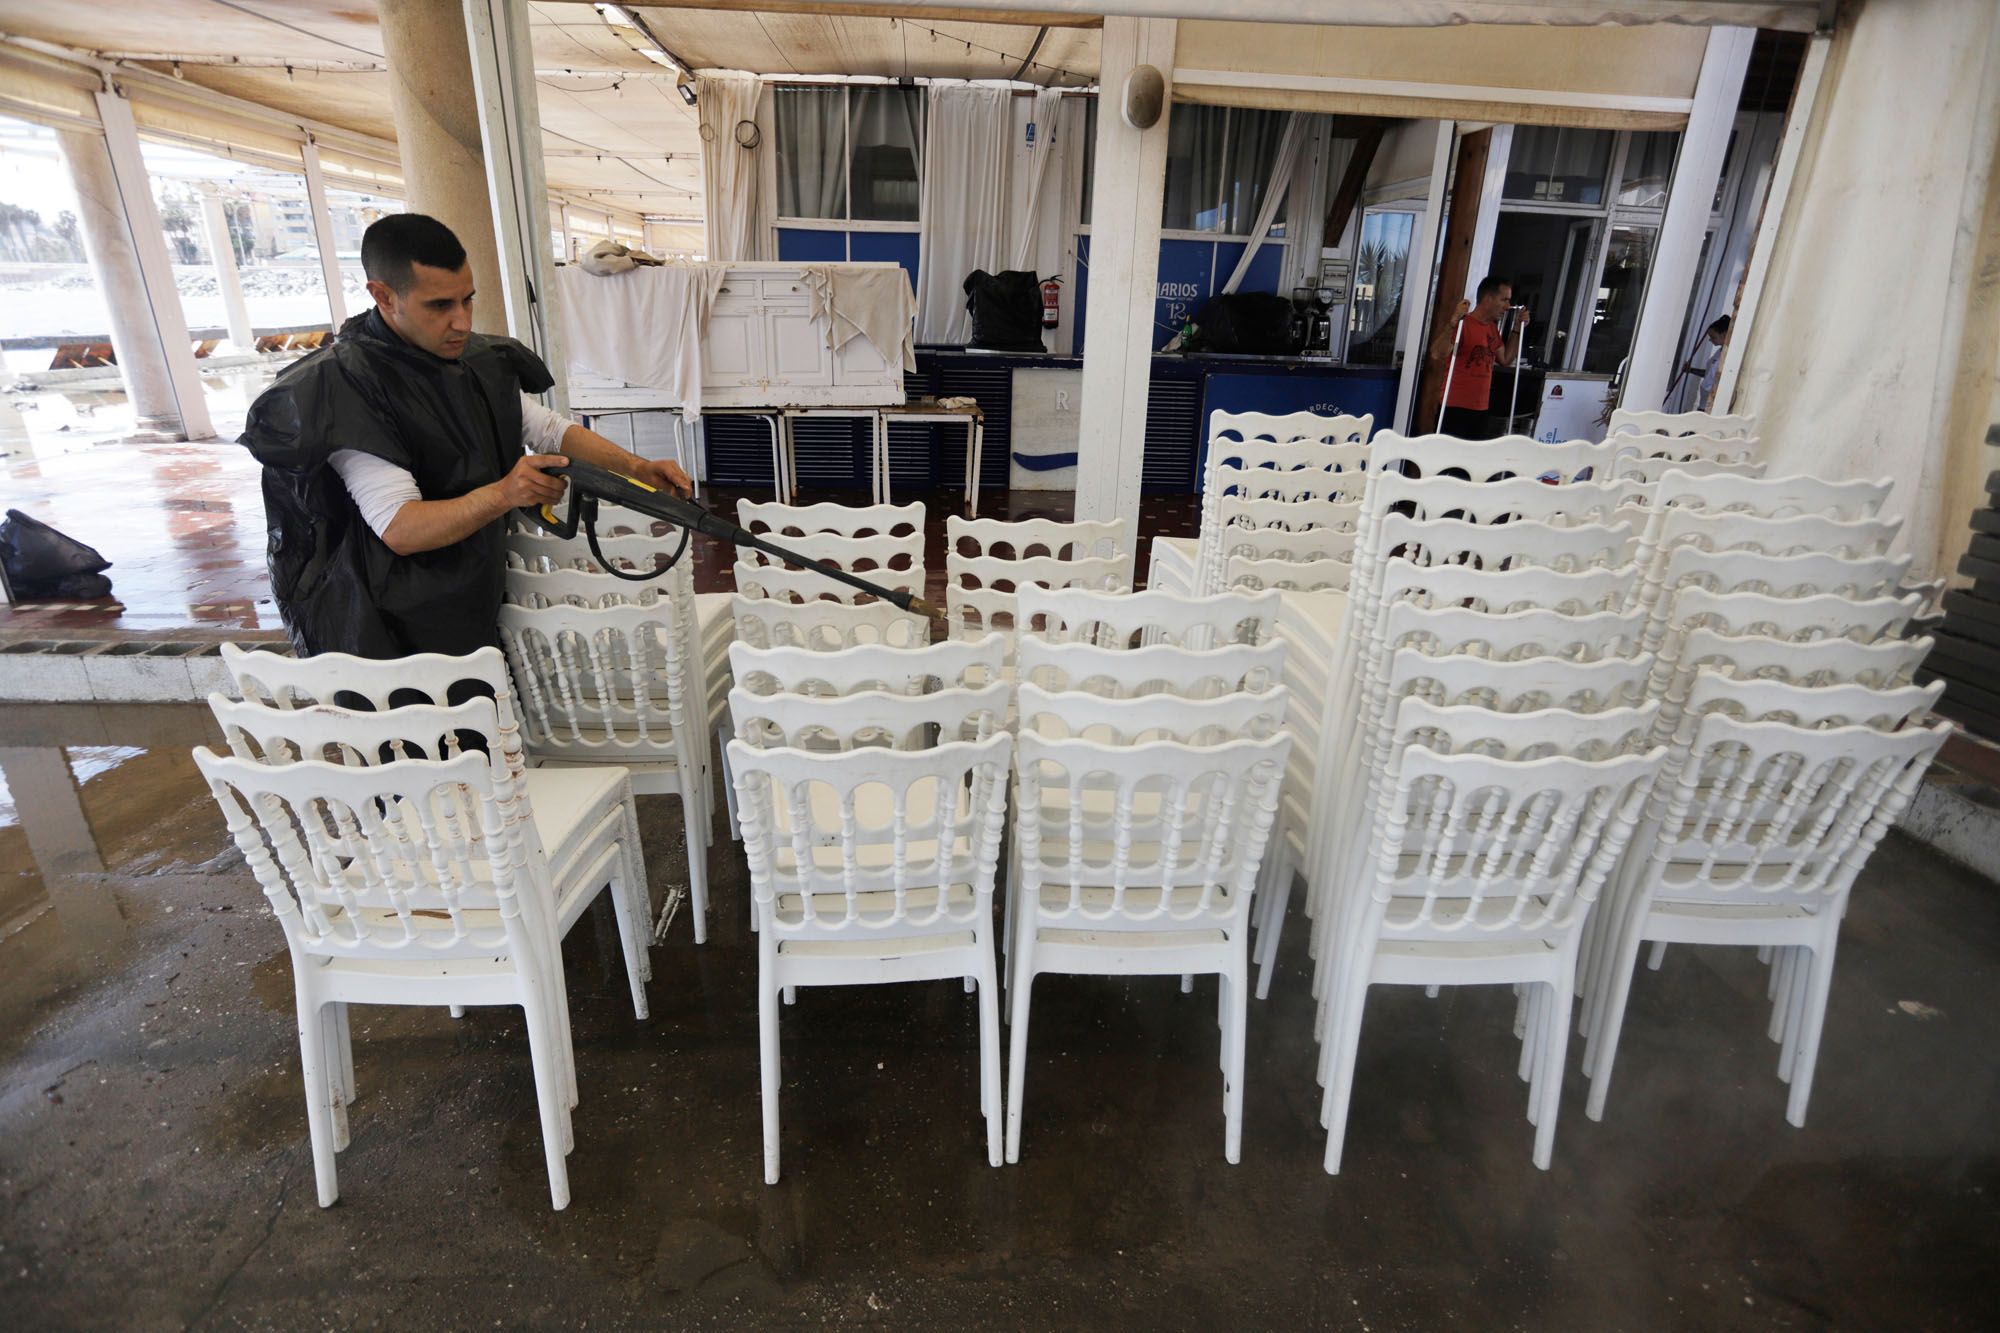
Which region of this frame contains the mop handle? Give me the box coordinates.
[1435,313,1466,434]
[1508,308,1531,430]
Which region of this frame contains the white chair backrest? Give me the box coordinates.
[1390,698,1661,764]
[1680,669,1943,734]
[1365,431,1617,483]
[1373,559,1638,619]
[1014,732,1291,925]
[1016,585,1279,648]
[209,692,496,769]
[1677,628,1931,691]
[1208,409,1371,450]
[948,515,1127,562]
[1225,553,1354,594]
[1368,742,1662,935]
[1367,474,1638,527]
[728,634,1006,696]
[1017,682,1288,746]
[728,681,1012,751]
[505,565,662,609]
[222,642,511,714]
[506,529,688,579]
[737,499,924,539]
[1650,546,1912,616]
[1216,495,1360,535]
[1208,462,1370,507]
[1644,711,1947,901]
[1610,454,1769,485]
[730,594,929,651]
[496,599,701,761]
[734,531,925,581]
[1376,515,1639,574]
[1017,638,1287,697]
[734,559,923,606]
[1650,469,1892,521]
[1612,430,1760,466]
[1379,603,1650,663]
[193,741,531,957]
[947,553,1132,640]
[1656,586,1922,646]
[1609,408,1757,439]
[1218,524,1359,568]
[727,734,1013,934]
[1384,649,1654,717]
[1645,508,1903,562]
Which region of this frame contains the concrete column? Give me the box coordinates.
[198,190,254,349]
[299,142,347,329]
[1623,26,1755,412]
[1464,124,1513,301]
[377,0,505,334]
[1074,16,1176,531]
[59,107,212,441]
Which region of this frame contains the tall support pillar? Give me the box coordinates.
[1393,122,1455,435]
[378,0,506,335]
[1074,16,1176,531]
[299,142,347,329]
[464,0,568,413]
[198,189,254,349]
[1622,26,1756,412]
[68,94,213,441]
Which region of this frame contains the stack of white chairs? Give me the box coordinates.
[945,516,1132,651]
[499,553,720,944]
[1007,630,1292,1163]
[1149,408,1372,599]
[724,637,1012,1183]
[732,499,927,608]
[1608,407,1763,474]
[202,645,653,1210]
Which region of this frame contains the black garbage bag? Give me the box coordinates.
[963,270,1045,351]
[1195,292,1298,356]
[0,508,114,600]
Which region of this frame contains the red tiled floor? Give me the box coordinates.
[2,437,1198,639]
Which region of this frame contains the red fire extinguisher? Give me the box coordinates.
[1040,276,1062,329]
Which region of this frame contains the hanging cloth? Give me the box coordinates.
[916,83,1013,344]
[1220,113,1307,295]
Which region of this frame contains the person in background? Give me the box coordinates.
[240,213,690,659]
[1429,274,1522,439]
[1684,314,1732,411]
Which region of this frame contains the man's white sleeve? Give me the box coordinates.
[520,393,574,455]
[329,450,422,539]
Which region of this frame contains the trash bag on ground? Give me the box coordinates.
[0,508,114,600]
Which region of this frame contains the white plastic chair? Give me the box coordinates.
[1320,728,1664,1173]
[1610,454,1769,485]
[496,596,716,943]
[1582,675,1948,1128]
[1611,430,1761,467]
[945,517,1132,644]
[738,498,925,541]
[728,732,1014,1183]
[730,594,929,652]
[1208,408,1372,449]
[1609,408,1758,439]
[1007,721,1291,1164]
[194,708,619,1211]
[729,634,1006,699]
[1016,585,1279,648]
[734,559,924,606]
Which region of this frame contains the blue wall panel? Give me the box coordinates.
[848,230,920,298]
[774,227,847,262]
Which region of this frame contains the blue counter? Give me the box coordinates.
[698,350,1399,494]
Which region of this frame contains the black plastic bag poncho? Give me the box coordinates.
[239,309,554,658]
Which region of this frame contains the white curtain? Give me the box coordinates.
[773,85,845,219]
[1011,89,1066,270]
[698,72,770,261]
[1220,113,1306,294]
[916,83,1013,344]
[1732,0,2000,580]
[1284,127,1350,296]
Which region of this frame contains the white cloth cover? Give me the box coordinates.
[917,83,1014,344]
[698,72,769,263]
[800,264,918,372]
[554,264,727,417]
[1012,89,1068,272]
[1732,0,2000,580]
[1221,113,1307,295]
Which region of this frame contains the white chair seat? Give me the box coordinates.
[778,930,978,958]
[523,766,631,871]
[1036,926,1230,949]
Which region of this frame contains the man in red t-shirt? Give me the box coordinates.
[1429,274,1521,439]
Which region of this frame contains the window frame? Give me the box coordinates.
[771,84,923,232]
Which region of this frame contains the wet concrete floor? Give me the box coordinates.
[1,701,1996,1327]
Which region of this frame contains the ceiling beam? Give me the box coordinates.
[632,2,1100,26]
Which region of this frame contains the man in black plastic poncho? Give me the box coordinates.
[240,213,690,658]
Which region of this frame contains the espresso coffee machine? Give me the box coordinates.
[1290,287,1336,358]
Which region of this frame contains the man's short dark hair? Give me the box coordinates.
[1476,274,1511,299]
[1707,314,1733,336]
[361,214,467,294]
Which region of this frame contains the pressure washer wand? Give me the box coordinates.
[522,460,945,621]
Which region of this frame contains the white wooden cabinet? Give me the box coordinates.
[566,261,913,415]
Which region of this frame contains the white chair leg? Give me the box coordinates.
[1319,974,1371,1175]
[606,867,651,1021]
[1181,973,1194,994]
[1784,928,1841,1128]
[1223,960,1248,1165]
[683,790,710,946]
[449,1005,465,1019]
[1532,978,1577,1171]
[1646,939,1668,971]
[519,994,574,1211]
[716,723,741,839]
[1584,916,1646,1122]
[1005,945,1036,1164]
[295,991,341,1208]
[783,986,795,1006]
[760,944,783,1185]
[322,1002,353,1153]
[1777,944,1814,1084]
[977,952,1003,1168]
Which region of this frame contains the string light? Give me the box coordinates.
[888,19,1089,86]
